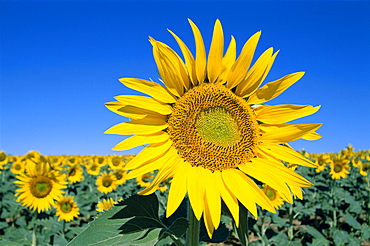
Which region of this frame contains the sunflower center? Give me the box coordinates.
[69,167,77,177]
[168,83,259,172]
[195,106,241,148]
[334,163,342,173]
[112,159,121,166]
[265,188,276,201]
[91,165,97,171]
[15,164,22,170]
[103,178,112,187]
[30,177,53,198]
[61,202,72,213]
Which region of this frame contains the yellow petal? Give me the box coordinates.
[126,147,176,180]
[166,159,189,217]
[138,153,176,195]
[123,140,172,171]
[203,198,215,238]
[168,29,197,85]
[204,169,221,229]
[258,143,317,168]
[119,78,176,104]
[261,123,322,143]
[105,101,165,120]
[114,95,173,115]
[248,72,305,105]
[218,35,236,84]
[227,31,261,89]
[207,19,224,83]
[256,104,321,124]
[302,131,322,141]
[104,117,168,135]
[188,19,206,84]
[217,171,239,226]
[150,38,183,97]
[112,132,169,151]
[235,47,273,97]
[187,166,206,220]
[222,169,275,217]
[288,184,303,199]
[238,161,293,203]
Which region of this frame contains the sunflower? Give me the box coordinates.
[359,163,369,176]
[108,155,125,170]
[96,172,117,194]
[112,169,127,185]
[136,172,154,188]
[96,197,116,212]
[86,162,101,175]
[14,161,66,213]
[0,151,9,172]
[330,156,350,179]
[11,160,25,175]
[66,165,84,183]
[262,184,284,209]
[105,19,321,236]
[54,196,80,222]
[314,154,331,173]
[94,155,107,166]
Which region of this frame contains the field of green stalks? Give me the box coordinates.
[0,145,369,246]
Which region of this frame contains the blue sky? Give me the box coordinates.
[1,0,369,156]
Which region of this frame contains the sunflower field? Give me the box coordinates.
[0,145,369,246]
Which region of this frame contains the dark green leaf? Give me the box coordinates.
[342,213,362,230]
[304,225,329,246]
[162,217,188,239]
[111,194,164,234]
[233,203,249,246]
[362,224,370,240]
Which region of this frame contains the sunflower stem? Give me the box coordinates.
[31,212,38,246]
[186,200,200,246]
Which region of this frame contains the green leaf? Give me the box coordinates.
[162,217,188,239]
[111,194,164,234]
[271,213,288,227]
[304,225,329,246]
[332,228,350,246]
[67,203,129,246]
[362,224,370,240]
[342,213,362,230]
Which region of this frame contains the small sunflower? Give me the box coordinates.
[136,173,154,188]
[96,197,116,212]
[314,154,331,173]
[66,165,84,183]
[96,172,117,194]
[105,19,321,236]
[112,169,127,185]
[0,151,9,172]
[54,196,80,222]
[14,162,66,213]
[359,163,369,176]
[11,161,25,175]
[94,156,107,166]
[330,156,350,179]
[64,155,81,166]
[108,155,125,170]
[86,162,101,175]
[262,184,284,209]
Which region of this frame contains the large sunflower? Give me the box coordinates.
[105,19,321,236]
[14,161,66,213]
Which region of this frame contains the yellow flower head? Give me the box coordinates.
[14,161,67,213]
[86,162,101,175]
[108,155,125,170]
[112,169,127,185]
[94,156,107,166]
[54,196,80,222]
[136,173,154,188]
[262,184,284,209]
[96,172,117,194]
[11,161,25,175]
[330,156,350,179]
[359,163,369,176]
[105,19,322,237]
[96,197,116,212]
[314,154,331,173]
[66,164,84,184]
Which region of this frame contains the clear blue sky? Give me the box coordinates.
[1,0,369,156]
